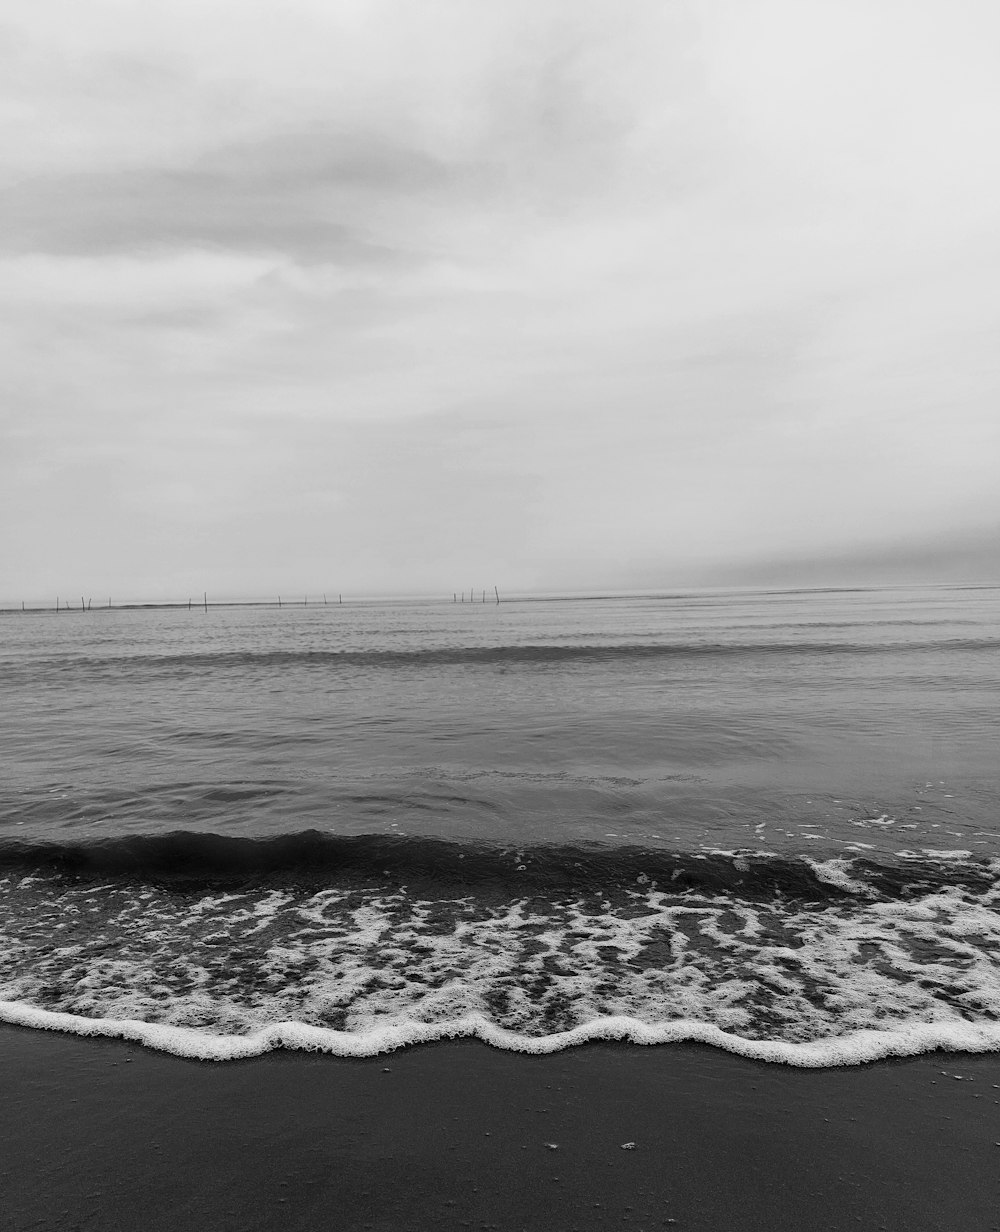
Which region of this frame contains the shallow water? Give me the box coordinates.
[2,587,999,1063]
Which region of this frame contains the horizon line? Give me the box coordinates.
[3,578,999,615]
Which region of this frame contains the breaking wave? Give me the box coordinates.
[1,833,998,1067]
[0,831,995,897]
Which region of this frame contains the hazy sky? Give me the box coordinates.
[2,0,999,599]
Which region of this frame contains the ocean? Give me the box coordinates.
[1,586,999,1065]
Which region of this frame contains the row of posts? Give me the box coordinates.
[33,589,503,611]
[46,592,344,612]
[454,587,501,604]
[50,594,211,612]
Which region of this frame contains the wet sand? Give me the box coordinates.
[2,1027,999,1231]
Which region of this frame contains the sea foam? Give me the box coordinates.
[2,1000,999,1068]
[2,846,999,1068]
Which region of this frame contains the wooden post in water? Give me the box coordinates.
[81,597,85,612]
[188,598,191,610]
[204,591,208,613]
[339,594,342,605]
[495,586,500,604]
[87,598,92,610]
[278,596,282,608]
[56,598,59,612]
[324,594,328,605]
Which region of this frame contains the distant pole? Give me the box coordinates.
[56,598,59,612]
[109,598,112,609]
[482,590,486,604]
[188,598,191,610]
[495,586,500,604]
[339,594,342,605]
[81,597,85,612]
[278,595,281,608]
[453,593,456,603]
[87,598,91,610]
[304,595,307,606]
[204,591,208,613]
[21,601,24,611]
[324,594,328,605]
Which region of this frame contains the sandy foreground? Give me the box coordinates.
[2,1026,999,1231]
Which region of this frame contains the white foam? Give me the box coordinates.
[5,871,1000,1072]
[802,858,869,894]
[2,999,998,1068]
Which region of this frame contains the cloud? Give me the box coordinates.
[2,0,1000,598]
[0,130,454,262]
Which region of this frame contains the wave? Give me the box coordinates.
[8,637,1000,677]
[0,830,994,899]
[2,1001,999,1067]
[3,833,998,1068]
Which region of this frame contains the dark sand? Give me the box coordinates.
[2,1028,999,1231]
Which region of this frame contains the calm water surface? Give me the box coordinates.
[3,586,998,855]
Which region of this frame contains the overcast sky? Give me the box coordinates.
[2,0,999,599]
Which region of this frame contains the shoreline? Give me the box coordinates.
[3,1026,999,1231]
[5,1000,1000,1068]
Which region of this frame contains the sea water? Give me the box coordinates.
[1,586,998,1064]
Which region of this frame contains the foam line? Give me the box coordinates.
[2,1001,999,1069]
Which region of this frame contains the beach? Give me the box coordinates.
[3,1027,999,1231]
[5,0,1000,1216]
[2,593,1000,1229]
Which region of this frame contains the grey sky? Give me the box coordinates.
[2,0,999,599]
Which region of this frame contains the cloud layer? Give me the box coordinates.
[3,0,999,598]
